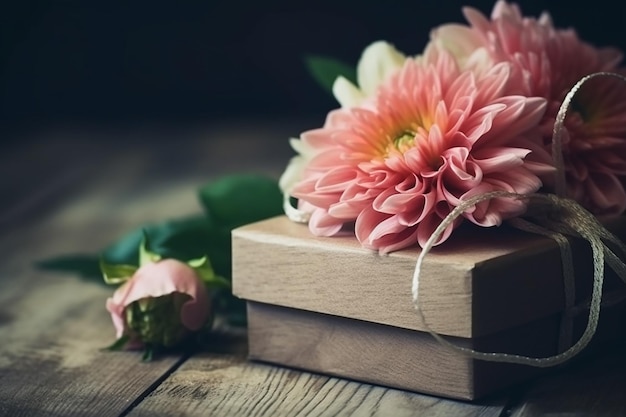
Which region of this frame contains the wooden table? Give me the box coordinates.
[2,121,626,416]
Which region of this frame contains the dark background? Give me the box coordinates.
[1,0,625,140]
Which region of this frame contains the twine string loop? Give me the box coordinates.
[412,72,626,367]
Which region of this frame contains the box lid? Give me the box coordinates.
[232,215,626,338]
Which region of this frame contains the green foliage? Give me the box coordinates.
[102,228,144,266]
[104,335,130,351]
[99,261,138,285]
[36,174,284,328]
[35,254,103,283]
[197,174,283,279]
[198,173,283,230]
[304,54,357,94]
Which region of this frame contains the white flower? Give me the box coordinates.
[428,23,496,75]
[332,41,407,108]
[278,138,316,223]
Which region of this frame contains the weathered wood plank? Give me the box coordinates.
[19,122,626,415]
[128,336,507,417]
[0,139,204,416]
[0,275,186,417]
[0,122,303,416]
[0,120,300,231]
[0,133,114,232]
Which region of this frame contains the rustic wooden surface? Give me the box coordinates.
[2,121,626,416]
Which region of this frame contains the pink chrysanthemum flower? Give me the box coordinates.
[430,0,626,215]
[291,46,552,252]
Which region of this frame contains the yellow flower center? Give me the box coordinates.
[392,130,416,153]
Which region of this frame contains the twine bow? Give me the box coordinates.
[412,72,626,367]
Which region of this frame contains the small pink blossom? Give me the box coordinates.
[106,259,210,348]
[430,0,626,215]
[291,45,552,252]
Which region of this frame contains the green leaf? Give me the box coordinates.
[145,216,217,260]
[303,54,357,94]
[203,273,231,289]
[142,346,154,362]
[102,228,144,266]
[187,255,231,289]
[198,175,283,280]
[39,174,282,295]
[99,216,230,280]
[187,255,208,269]
[139,232,162,266]
[35,254,103,283]
[99,259,137,285]
[100,217,213,269]
[198,174,283,230]
[104,335,130,351]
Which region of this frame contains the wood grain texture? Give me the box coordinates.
[232,215,626,338]
[0,134,118,233]
[243,301,626,401]
[4,124,626,416]
[246,301,475,400]
[0,123,301,416]
[0,275,185,417]
[128,331,506,417]
[0,139,203,416]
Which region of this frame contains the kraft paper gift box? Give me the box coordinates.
[231,215,626,400]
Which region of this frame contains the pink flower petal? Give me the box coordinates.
[105,259,210,337]
[416,212,459,248]
[356,207,420,253]
[582,173,626,215]
[289,44,547,252]
[471,146,530,173]
[308,208,345,236]
[429,1,626,216]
